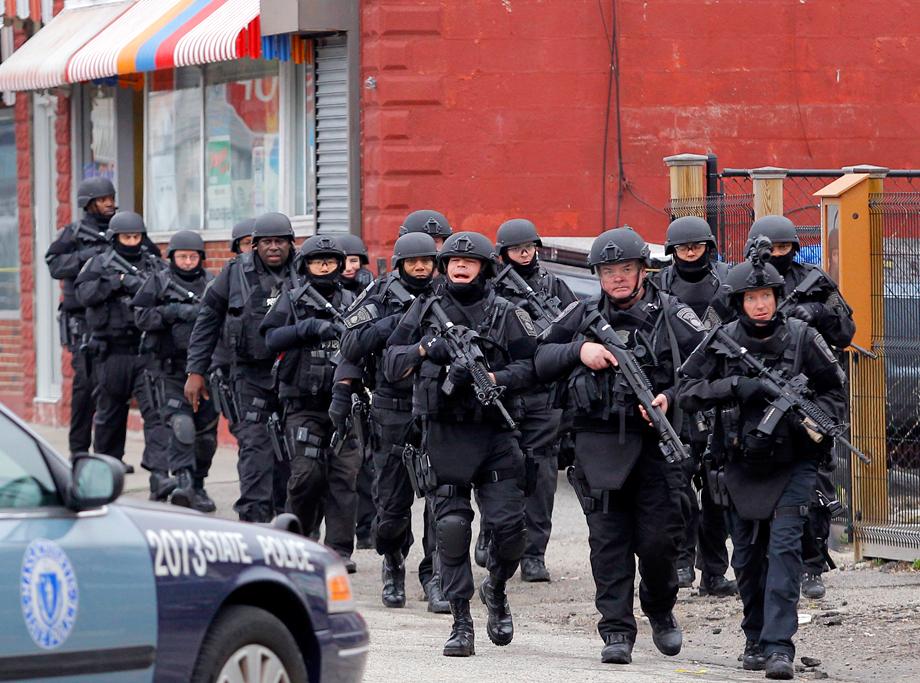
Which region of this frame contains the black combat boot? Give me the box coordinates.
[646,611,683,656]
[742,638,766,671]
[148,471,176,502]
[474,529,489,568]
[381,553,406,608]
[601,632,634,664]
[479,576,514,646]
[677,565,695,588]
[192,485,216,513]
[425,573,451,614]
[443,599,475,657]
[169,469,195,508]
[699,573,738,597]
[520,557,551,583]
[764,652,794,680]
[801,572,826,599]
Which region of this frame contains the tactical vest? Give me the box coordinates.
[714,318,809,468]
[277,285,351,402]
[373,275,420,397]
[413,292,522,423]
[142,270,208,361]
[85,250,160,343]
[224,254,295,364]
[658,261,730,326]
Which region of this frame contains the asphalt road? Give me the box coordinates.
[32,423,920,682]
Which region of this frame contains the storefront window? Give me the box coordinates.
[147,67,202,231]
[0,109,18,312]
[204,60,280,230]
[85,85,116,180]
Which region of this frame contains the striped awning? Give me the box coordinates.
[0,0,262,91]
[0,1,133,91]
[68,0,260,82]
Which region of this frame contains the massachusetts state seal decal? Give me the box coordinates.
[20,538,79,649]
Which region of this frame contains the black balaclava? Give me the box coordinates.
[309,269,340,296]
[398,263,432,293]
[508,252,539,278]
[113,239,142,260]
[340,273,360,292]
[737,291,782,339]
[170,257,204,282]
[673,250,713,282]
[770,251,795,275]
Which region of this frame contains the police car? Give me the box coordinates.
[0,404,368,682]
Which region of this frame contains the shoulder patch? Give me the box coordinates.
[344,303,379,329]
[552,299,579,324]
[811,330,838,364]
[514,307,538,336]
[676,306,706,333]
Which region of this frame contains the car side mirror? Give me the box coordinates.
[68,453,124,510]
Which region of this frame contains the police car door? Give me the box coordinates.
[0,410,157,681]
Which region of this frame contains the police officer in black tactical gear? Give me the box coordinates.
[678,258,848,680]
[133,230,218,512]
[489,217,577,583]
[654,216,737,598]
[534,227,705,666]
[384,231,537,658]
[230,218,255,255]
[398,209,453,249]
[337,233,375,292]
[185,212,298,523]
[748,215,855,601]
[74,210,169,484]
[335,232,376,549]
[260,235,359,570]
[338,231,447,611]
[45,177,115,456]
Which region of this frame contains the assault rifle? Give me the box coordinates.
[289,280,345,323]
[72,221,107,244]
[428,300,517,430]
[106,249,197,302]
[493,264,562,328]
[585,310,690,463]
[702,323,871,464]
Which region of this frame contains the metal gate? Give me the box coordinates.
[314,36,350,233]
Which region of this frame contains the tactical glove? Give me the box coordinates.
[421,335,452,364]
[328,382,352,434]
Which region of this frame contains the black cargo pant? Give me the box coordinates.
[520,396,562,560]
[284,403,362,557]
[801,468,835,575]
[156,366,219,480]
[727,459,817,660]
[356,454,375,540]
[369,399,437,586]
[232,366,279,522]
[68,341,96,455]
[426,420,526,601]
[573,440,684,643]
[678,460,731,579]
[92,350,170,471]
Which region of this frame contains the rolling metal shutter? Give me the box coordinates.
[314,35,350,233]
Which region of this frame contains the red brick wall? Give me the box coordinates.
[360,0,920,262]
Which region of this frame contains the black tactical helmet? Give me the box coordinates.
[391,232,438,269]
[167,229,206,257]
[437,231,497,275]
[587,226,650,272]
[724,260,785,300]
[107,211,146,237]
[664,216,716,255]
[748,215,799,251]
[399,209,453,238]
[231,218,255,254]
[252,212,295,242]
[496,218,542,251]
[77,176,116,209]
[336,233,369,264]
[300,234,346,267]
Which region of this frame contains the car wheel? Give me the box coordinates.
[191,605,309,683]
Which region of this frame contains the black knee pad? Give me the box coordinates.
[170,414,196,446]
[376,515,410,542]
[492,522,527,563]
[437,514,472,566]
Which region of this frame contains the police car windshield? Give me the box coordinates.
[0,413,60,508]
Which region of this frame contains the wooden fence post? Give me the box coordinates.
[750,166,787,219]
[663,153,708,218]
